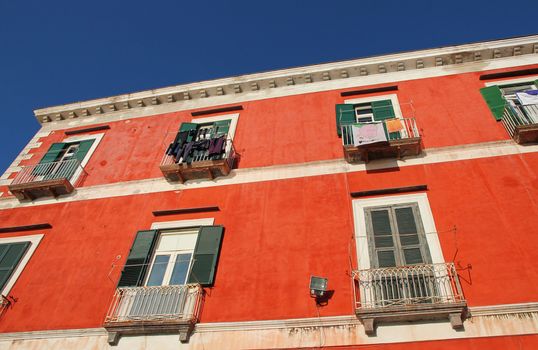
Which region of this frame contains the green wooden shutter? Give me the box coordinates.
[187,226,223,286]
[371,100,398,139]
[371,100,395,121]
[480,86,506,121]
[179,122,199,142]
[74,140,95,163]
[213,119,231,137]
[335,104,355,137]
[0,242,30,291]
[33,143,67,176]
[367,209,397,268]
[118,230,158,287]
[40,143,67,164]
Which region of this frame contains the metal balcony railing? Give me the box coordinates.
[105,284,203,323]
[353,262,464,309]
[341,118,420,147]
[10,159,85,186]
[502,103,538,138]
[160,137,236,170]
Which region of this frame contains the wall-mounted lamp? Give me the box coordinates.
[310,276,328,298]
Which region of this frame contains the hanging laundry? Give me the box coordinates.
[181,141,195,162]
[516,90,538,106]
[385,118,404,133]
[352,122,387,146]
[208,135,226,156]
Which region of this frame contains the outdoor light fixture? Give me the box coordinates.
[309,276,328,298]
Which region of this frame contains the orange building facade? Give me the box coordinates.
[0,35,538,349]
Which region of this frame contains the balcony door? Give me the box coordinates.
[145,228,198,287]
[364,203,435,305]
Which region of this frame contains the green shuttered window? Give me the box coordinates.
[118,226,224,288]
[480,86,506,121]
[0,242,30,291]
[365,203,431,268]
[335,99,396,137]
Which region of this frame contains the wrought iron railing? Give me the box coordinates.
[160,137,236,169]
[341,118,420,147]
[105,284,203,323]
[353,263,464,309]
[10,159,86,186]
[502,103,538,138]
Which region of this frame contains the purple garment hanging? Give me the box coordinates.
[208,136,226,156]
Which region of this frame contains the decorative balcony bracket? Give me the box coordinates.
[356,302,468,335]
[105,320,195,345]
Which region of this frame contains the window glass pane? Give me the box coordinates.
[146,255,170,286]
[377,251,396,267]
[404,248,424,265]
[156,231,198,252]
[169,253,192,285]
[374,235,394,248]
[395,207,418,234]
[371,210,392,235]
[400,234,420,246]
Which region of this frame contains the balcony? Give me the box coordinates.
[353,263,467,335]
[502,103,538,144]
[341,118,421,163]
[7,159,86,201]
[104,284,203,345]
[160,138,236,183]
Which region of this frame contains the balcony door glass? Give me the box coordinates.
[146,228,198,286]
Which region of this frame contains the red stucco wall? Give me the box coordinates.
[1,151,538,331]
[7,64,537,192]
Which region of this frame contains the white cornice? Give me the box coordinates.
[33,35,538,125]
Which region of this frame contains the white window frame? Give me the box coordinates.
[484,75,538,87]
[0,234,44,296]
[146,218,215,286]
[61,133,104,185]
[145,228,198,286]
[352,193,445,271]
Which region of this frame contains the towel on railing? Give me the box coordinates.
[385,118,404,133]
[516,90,538,106]
[352,123,387,146]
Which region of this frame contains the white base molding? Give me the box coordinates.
[0,303,537,349]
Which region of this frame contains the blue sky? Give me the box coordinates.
[0,0,536,174]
